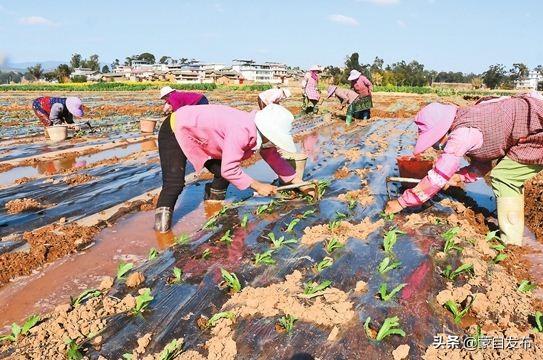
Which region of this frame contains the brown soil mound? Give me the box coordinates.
[338,188,374,207]
[0,224,98,285]
[4,198,45,214]
[64,174,95,186]
[301,218,384,245]
[525,172,543,242]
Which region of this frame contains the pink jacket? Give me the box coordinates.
[171,104,296,190]
[352,75,373,97]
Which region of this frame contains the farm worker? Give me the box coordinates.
[347,69,373,119]
[154,104,303,232]
[31,96,85,127]
[258,87,292,109]
[326,85,367,125]
[301,65,322,113]
[385,95,543,246]
[159,86,209,114]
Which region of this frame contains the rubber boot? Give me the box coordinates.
[345,114,353,125]
[154,207,172,233]
[204,183,226,201]
[497,196,524,246]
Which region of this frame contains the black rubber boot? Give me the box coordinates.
[154,207,172,233]
[204,183,226,201]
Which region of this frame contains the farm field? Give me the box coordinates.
[0,89,542,359]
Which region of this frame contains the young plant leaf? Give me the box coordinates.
[219,230,233,245]
[221,268,242,293]
[493,253,507,263]
[201,248,212,260]
[375,316,406,341]
[325,237,344,254]
[158,339,183,360]
[285,218,301,233]
[378,283,406,302]
[316,257,334,273]
[442,227,460,242]
[278,314,297,334]
[116,262,134,280]
[303,280,332,297]
[65,338,83,360]
[148,248,159,260]
[485,230,500,242]
[517,280,536,293]
[175,233,190,245]
[300,209,316,219]
[240,214,249,228]
[254,250,276,266]
[441,263,474,281]
[207,311,235,328]
[132,288,154,315]
[534,311,543,333]
[171,267,183,284]
[71,289,101,306]
[378,257,401,274]
[383,228,405,253]
[444,299,473,324]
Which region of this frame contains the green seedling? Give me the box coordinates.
[148,248,158,260]
[534,311,543,332]
[122,354,133,360]
[485,230,500,241]
[317,179,331,197]
[364,316,406,341]
[0,315,40,342]
[256,200,276,215]
[171,267,183,284]
[348,199,357,210]
[65,338,83,360]
[202,216,217,230]
[221,268,242,293]
[443,236,463,254]
[380,211,395,221]
[158,339,183,360]
[470,325,483,348]
[441,263,474,281]
[71,289,101,306]
[278,314,297,334]
[254,250,276,265]
[300,209,316,219]
[202,248,212,260]
[491,243,506,251]
[217,204,230,216]
[325,237,344,254]
[434,218,444,225]
[207,311,235,328]
[517,280,536,293]
[267,232,297,249]
[378,283,406,302]
[175,233,190,245]
[328,211,348,230]
[378,257,401,274]
[383,228,405,253]
[444,299,473,324]
[303,280,332,297]
[442,227,460,242]
[131,289,154,316]
[316,257,334,272]
[285,218,301,233]
[116,261,134,280]
[219,230,233,245]
[493,253,507,263]
[240,214,249,228]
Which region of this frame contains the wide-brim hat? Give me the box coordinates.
[309,65,322,72]
[327,85,337,98]
[347,69,362,81]
[66,97,83,117]
[160,86,175,99]
[254,104,297,153]
[413,103,458,155]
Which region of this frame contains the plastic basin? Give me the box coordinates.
[46,125,68,142]
[140,119,158,133]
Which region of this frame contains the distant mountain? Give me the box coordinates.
[0,61,65,72]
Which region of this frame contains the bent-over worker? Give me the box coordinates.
[347,69,373,119]
[32,96,85,127]
[258,87,292,109]
[327,85,367,125]
[385,94,543,246]
[155,104,303,232]
[160,86,209,114]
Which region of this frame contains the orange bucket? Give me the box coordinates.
[140,118,158,133]
[396,155,434,188]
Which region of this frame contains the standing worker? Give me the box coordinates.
[326,85,367,125]
[257,87,292,109]
[32,96,85,127]
[301,65,322,114]
[347,69,373,119]
[155,104,304,232]
[385,95,543,246]
[160,86,209,114]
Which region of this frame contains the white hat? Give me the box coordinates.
[282,88,292,98]
[348,69,362,81]
[159,86,175,99]
[309,65,322,72]
[254,104,297,153]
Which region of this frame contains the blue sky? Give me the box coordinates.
[0,0,541,73]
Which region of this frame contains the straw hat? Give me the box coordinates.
[254,104,297,153]
[159,86,175,99]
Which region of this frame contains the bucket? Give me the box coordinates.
[285,153,308,180]
[396,155,434,188]
[46,125,68,142]
[140,118,158,133]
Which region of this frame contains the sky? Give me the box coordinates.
[0,0,542,73]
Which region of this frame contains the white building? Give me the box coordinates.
[231,59,287,84]
[70,68,98,78]
[516,70,543,90]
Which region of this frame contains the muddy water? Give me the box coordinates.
[0,140,156,187]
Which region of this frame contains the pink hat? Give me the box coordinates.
[413,103,458,155]
[327,85,337,98]
[66,97,84,117]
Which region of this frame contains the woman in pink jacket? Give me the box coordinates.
[347,69,373,119]
[385,93,543,246]
[301,65,322,113]
[155,104,301,232]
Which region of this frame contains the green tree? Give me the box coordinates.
[482,64,507,89]
[70,53,82,69]
[342,52,370,83]
[370,56,384,75]
[535,65,543,77]
[137,52,156,64]
[26,64,44,80]
[101,65,110,73]
[55,64,72,82]
[509,63,529,82]
[159,56,171,64]
[323,65,342,84]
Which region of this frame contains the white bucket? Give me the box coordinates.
[46,125,68,142]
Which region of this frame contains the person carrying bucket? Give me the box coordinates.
[32,96,85,127]
[326,85,366,125]
[347,69,373,120]
[385,93,543,246]
[257,87,292,109]
[301,65,322,113]
[154,103,305,232]
[159,86,209,114]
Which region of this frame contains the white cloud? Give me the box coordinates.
[328,14,359,27]
[359,0,400,5]
[396,19,407,27]
[18,16,59,26]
